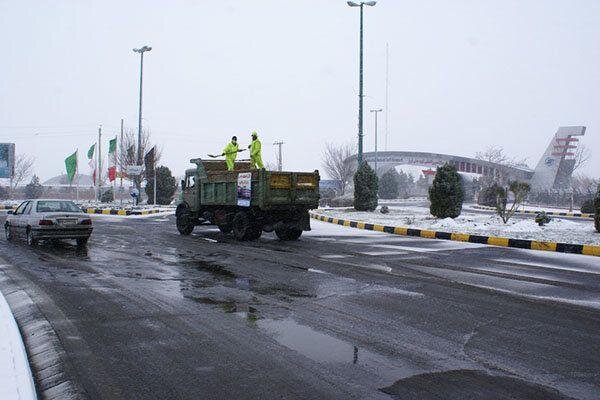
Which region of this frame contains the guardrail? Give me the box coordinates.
[310,212,600,257]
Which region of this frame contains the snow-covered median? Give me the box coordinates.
[318,205,600,246]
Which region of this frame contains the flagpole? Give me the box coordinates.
[153,149,157,205]
[76,150,79,202]
[97,125,102,202]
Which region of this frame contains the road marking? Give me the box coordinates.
[360,251,408,256]
[319,254,349,259]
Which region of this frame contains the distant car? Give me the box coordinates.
[4,199,93,246]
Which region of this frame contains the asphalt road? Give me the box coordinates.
[1,213,599,400]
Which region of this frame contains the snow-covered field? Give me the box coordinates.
[318,205,600,246]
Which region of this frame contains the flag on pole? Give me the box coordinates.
[65,151,77,184]
[87,143,96,184]
[108,137,117,182]
[144,146,155,173]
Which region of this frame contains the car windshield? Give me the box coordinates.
[36,200,82,213]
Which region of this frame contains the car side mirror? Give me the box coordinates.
[7,210,13,215]
[181,180,186,190]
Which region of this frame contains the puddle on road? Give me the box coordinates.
[379,369,574,400]
[257,317,410,383]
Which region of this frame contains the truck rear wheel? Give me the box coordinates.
[232,212,259,241]
[275,227,302,241]
[218,224,232,234]
[176,205,194,235]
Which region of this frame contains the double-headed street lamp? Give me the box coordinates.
[133,45,152,168]
[347,1,376,164]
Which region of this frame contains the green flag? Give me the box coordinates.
[65,151,77,183]
[87,144,95,160]
[108,137,117,154]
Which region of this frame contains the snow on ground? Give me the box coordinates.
[0,289,36,400]
[317,205,600,246]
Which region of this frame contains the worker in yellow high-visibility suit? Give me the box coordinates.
[248,131,264,169]
[221,136,244,171]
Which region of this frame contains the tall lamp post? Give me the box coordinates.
[370,108,382,174]
[347,1,376,164]
[133,45,152,194]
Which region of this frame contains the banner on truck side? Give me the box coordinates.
[237,172,252,207]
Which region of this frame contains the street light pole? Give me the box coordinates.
[133,45,152,194]
[273,141,284,171]
[348,1,376,164]
[370,108,382,174]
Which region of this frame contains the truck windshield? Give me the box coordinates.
[36,201,82,213]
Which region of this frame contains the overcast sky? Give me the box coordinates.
[1,0,598,182]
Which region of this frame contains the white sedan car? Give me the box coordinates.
[4,199,93,246]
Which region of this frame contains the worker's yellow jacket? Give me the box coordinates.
[223,142,239,170]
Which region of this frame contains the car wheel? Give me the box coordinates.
[5,225,13,242]
[26,229,38,246]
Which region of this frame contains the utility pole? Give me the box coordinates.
[385,42,389,151]
[153,149,157,206]
[97,125,102,202]
[370,108,382,174]
[273,141,284,171]
[119,118,124,206]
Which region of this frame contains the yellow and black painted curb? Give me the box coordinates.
[0,205,16,210]
[310,212,600,257]
[472,205,594,219]
[82,208,169,216]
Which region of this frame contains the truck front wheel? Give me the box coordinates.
[275,227,302,241]
[233,212,259,241]
[176,205,194,235]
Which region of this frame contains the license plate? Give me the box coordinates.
[58,219,77,225]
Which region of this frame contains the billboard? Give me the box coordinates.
[0,143,15,179]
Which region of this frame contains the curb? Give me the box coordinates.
[310,212,600,257]
[82,208,169,216]
[0,289,37,400]
[471,205,594,219]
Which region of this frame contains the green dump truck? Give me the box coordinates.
[176,158,320,241]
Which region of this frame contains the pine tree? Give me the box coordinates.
[145,166,177,205]
[24,175,44,199]
[353,162,378,211]
[378,168,400,199]
[429,164,463,218]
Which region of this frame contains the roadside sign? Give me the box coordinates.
[126,165,143,175]
[237,173,252,207]
[0,143,15,179]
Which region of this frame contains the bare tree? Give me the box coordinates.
[568,144,591,211]
[475,146,528,185]
[10,154,35,193]
[321,143,356,196]
[475,145,528,167]
[116,128,162,196]
[572,173,599,196]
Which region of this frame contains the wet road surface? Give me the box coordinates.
[0,213,599,399]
